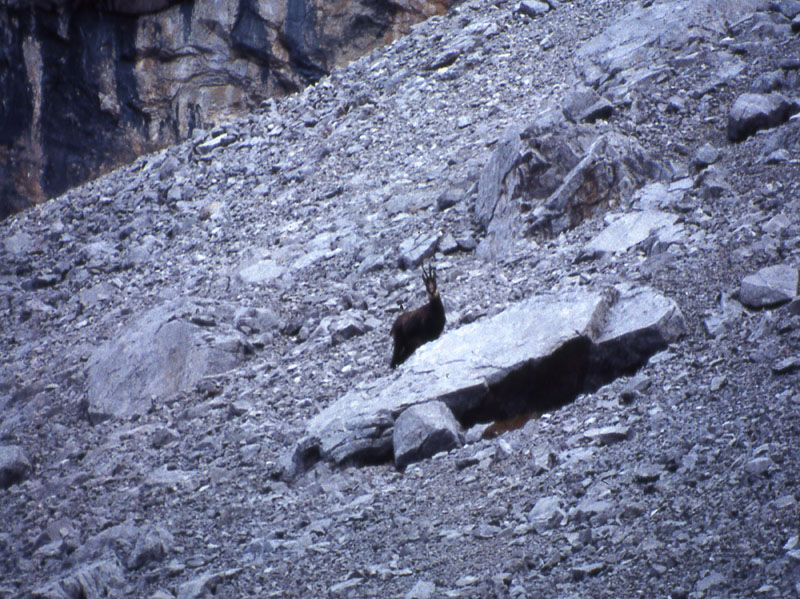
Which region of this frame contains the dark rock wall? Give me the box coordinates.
[0,0,451,220]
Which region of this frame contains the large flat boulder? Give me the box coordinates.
[302,285,685,468]
[86,298,256,423]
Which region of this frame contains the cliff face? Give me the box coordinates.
[0,0,450,219]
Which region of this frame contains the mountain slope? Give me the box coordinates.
[1,0,800,597]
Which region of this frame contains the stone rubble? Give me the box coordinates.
[0,0,799,598]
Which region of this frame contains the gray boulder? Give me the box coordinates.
[515,1,550,18]
[32,557,125,599]
[582,210,683,257]
[728,93,799,142]
[476,119,662,257]
[740,264,799,308]
[562,86,613,123]
[528,495,565,531]
[302,285,685,468]
[398,232,440,269]
[0,444,32,489]
[393,401,464,469]
[86,298,254,423]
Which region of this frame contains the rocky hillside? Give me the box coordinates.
[0,0,450,219]
[2,0,800,597]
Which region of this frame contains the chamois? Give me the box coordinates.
[390,265,445,368]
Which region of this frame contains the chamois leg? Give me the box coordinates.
[391,342,406,369]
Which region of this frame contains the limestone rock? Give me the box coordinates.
[32,557,125,599]
[398,232,440,269]
[515,1,551,18]
[393,401,464,469]
[476,119,662,257]
[0,444,32,489]
[0,0,454,220]
[740,264,799,308]
[728,93,800,142]
[86,298,254,422]
[528,495,565,531]
[582,210,683,257]
[563,86,613,123]
[302,285,685,468]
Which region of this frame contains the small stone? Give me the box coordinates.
[710,375,727,392]
[563,86,613,123]
[4,231,34,255]
[528,495,565,531]
[695,570,726,593]
[633,464,662,483]
[773,356,800,374]
[744,456,772,476]
[439,232,460,254]
[239,259,287,285]
[584,425,630,444]
[765,148,791,164]
[571,562,604,581]
[515,0,550,18]
[405,580,435,599]
[151,427,180,449]
[330,578,361,594]
[691,143,719,170]
[436,189,460,211]
[398,233,440,269]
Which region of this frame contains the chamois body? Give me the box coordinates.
[390,265,446,368]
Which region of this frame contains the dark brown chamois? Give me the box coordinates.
[390,265,446,368]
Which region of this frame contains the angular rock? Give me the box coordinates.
[475,127,524,231]
[393,401,464,469]
[86,298,254,422]
[740,264,799,308]
[0,444,32,489]
[303,286,684,467]
[744,456,772,476]
[477,119,662,257]
[515,1,550,18]
[178,569,240,599]
[692,143,720,169]
[528,495,565,531]
[772,356,800,374]
[405,580,436,599]
[584,425,630,444]
[571,562,604,580]
[398,232,440,269]
[4,231,33,255]
[728,93,799,142]
[128,526,174,570]
[32,557,125,599]
[563,87,613,123]
[238,259,287,285]
[582,211,683,258]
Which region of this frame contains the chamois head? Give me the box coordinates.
[390,263,446,369]
[422,264,439,300]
